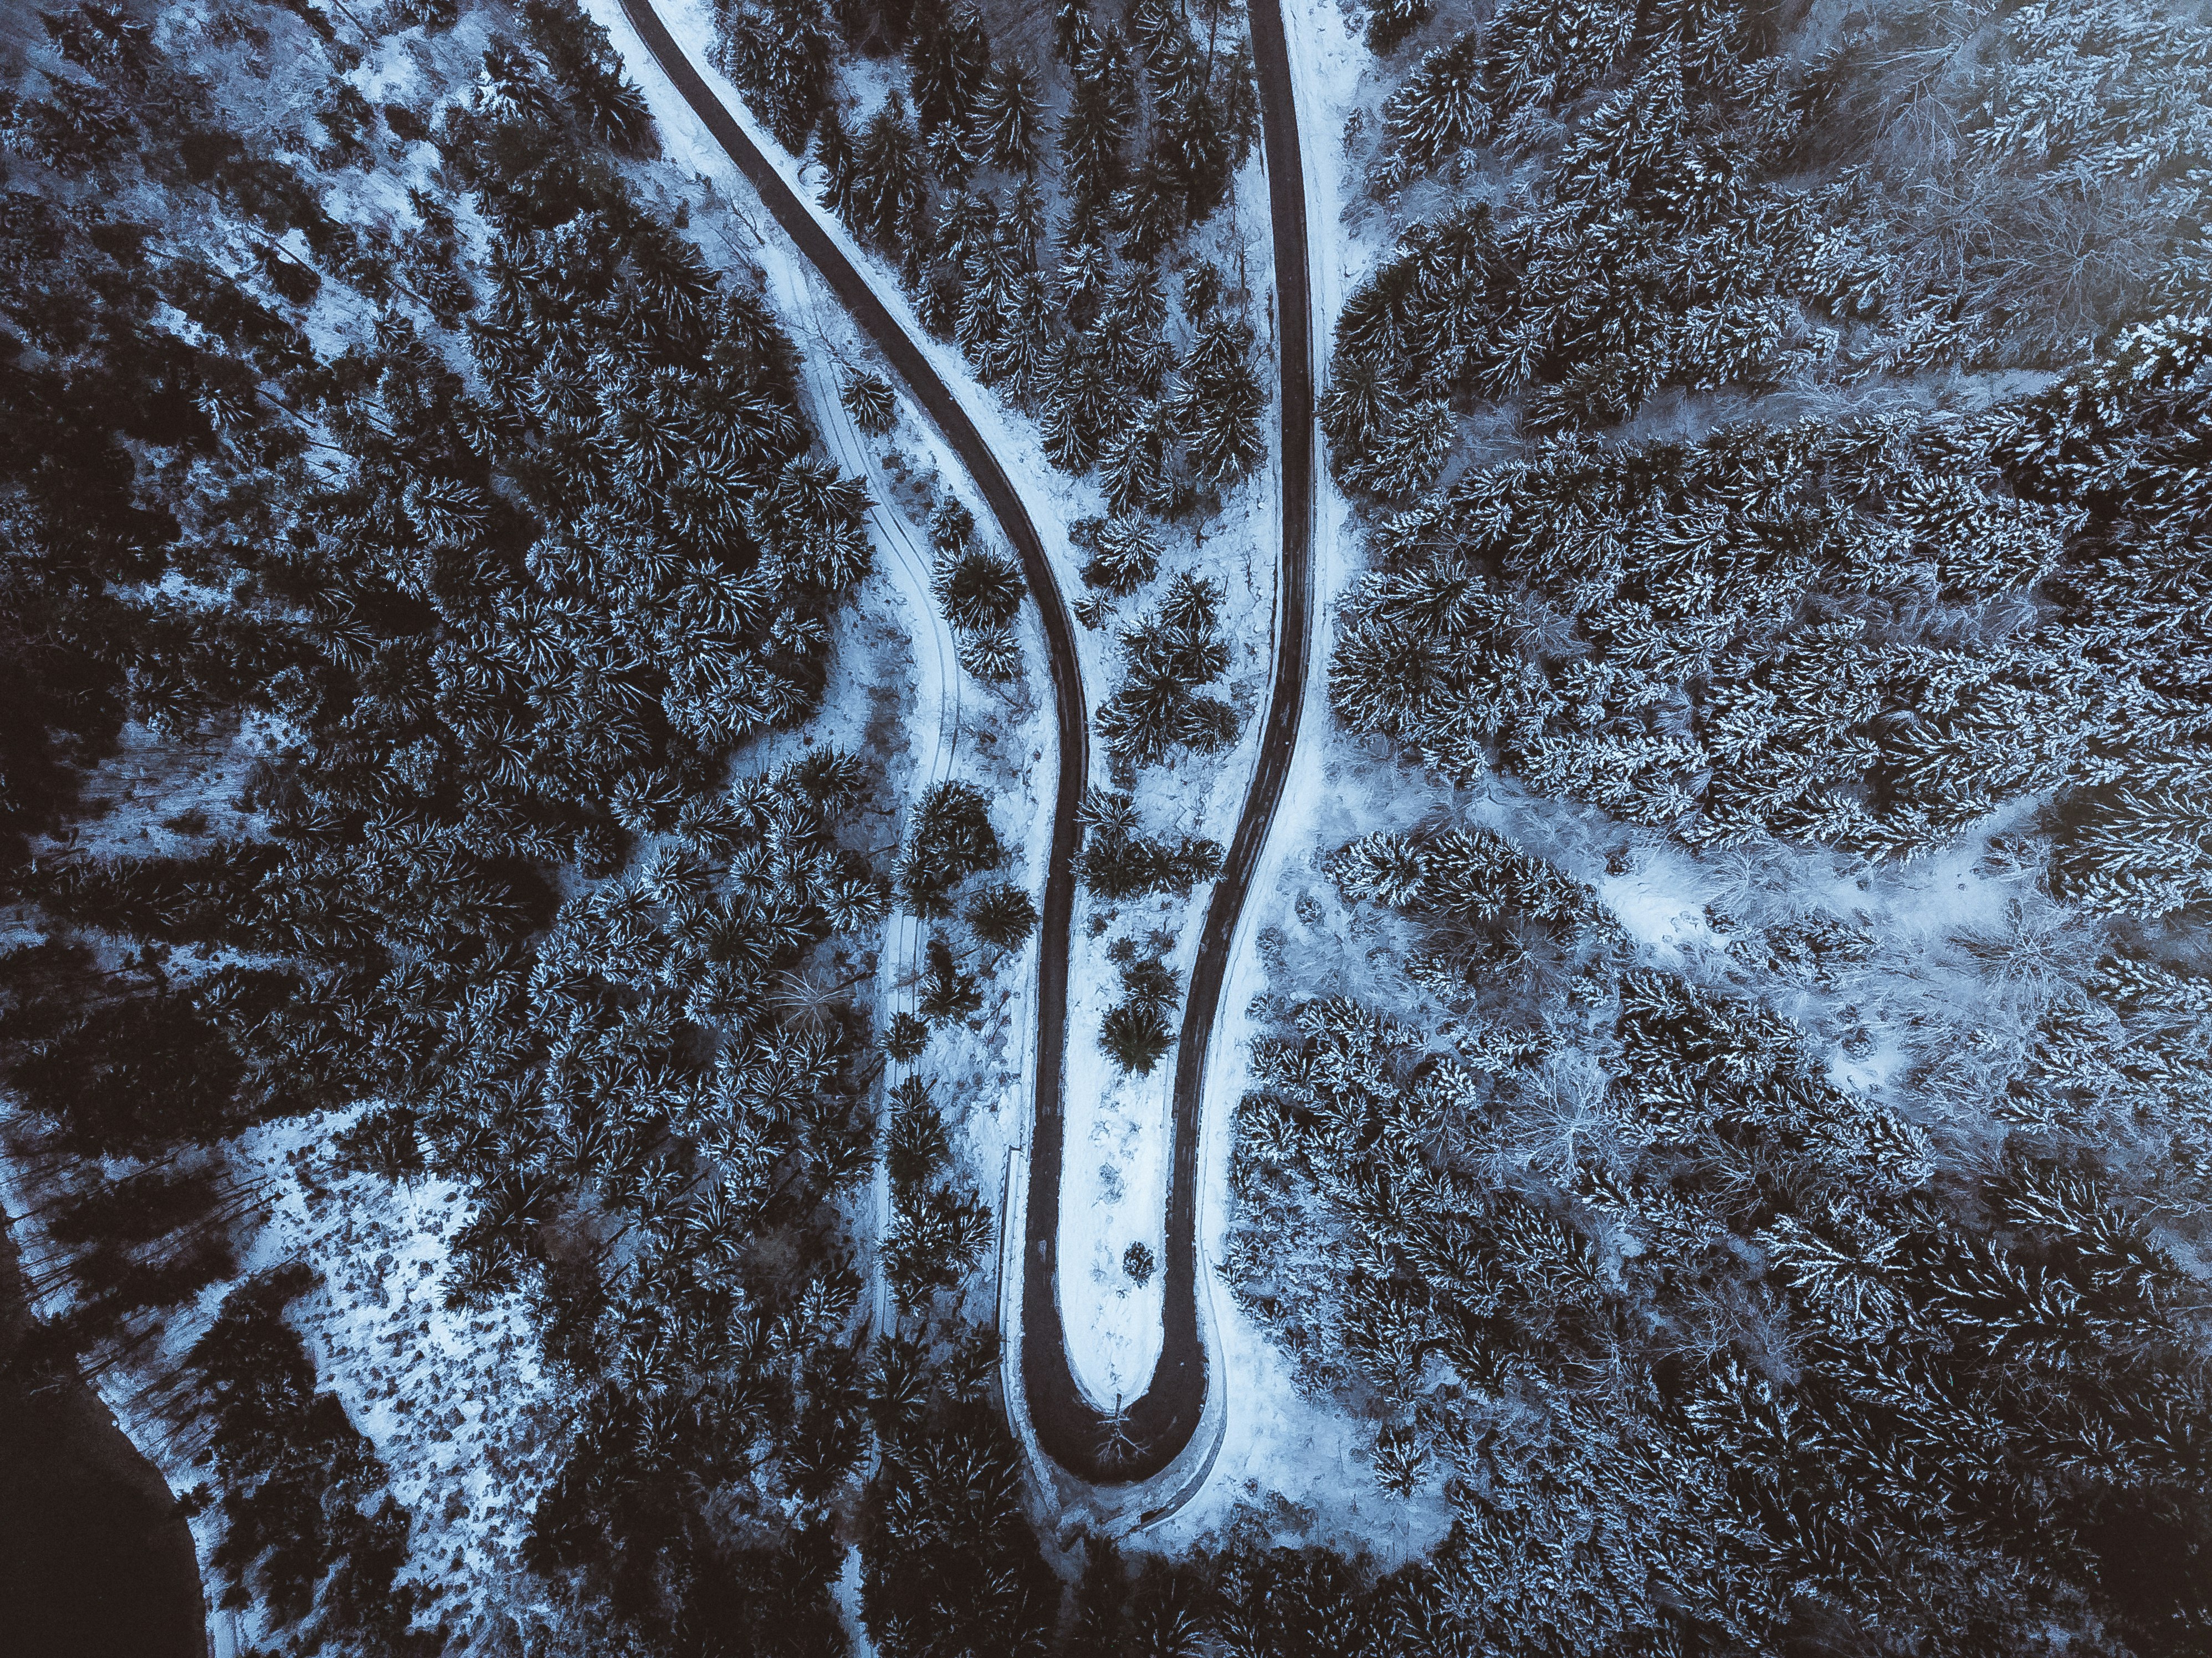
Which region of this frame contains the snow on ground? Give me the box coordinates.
[749,222,973,1334]
[47,712,290,865]
[1056,453,1281,1405]
[0,1109,560,1656]
[222,1118,559,1613]
[1125,0,1463,1549]
[1152,0,2069,1526]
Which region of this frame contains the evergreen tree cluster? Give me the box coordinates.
[1327,0,2212,488]
[859,1323,1060,1658]
[751,0,1265,520]
[894,779,1038,1055]
[898,777,1001,915]
[1072,788,1217,1077]
[1099,934,1181,1074]
[1098,569,1238,767]
[926,495,1027,682]
[1072,512,1163,597]
[1073,787,1222,899]
[1227,828,2212,1656]
[0,3,1002,1649]
[882,1077,994,1309]
[1327,326,2212,871]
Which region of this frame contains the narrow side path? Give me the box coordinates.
[760,236,966,1339]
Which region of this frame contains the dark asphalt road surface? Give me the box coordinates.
[619,0,1314,1493]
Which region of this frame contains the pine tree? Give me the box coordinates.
[1098,401,1173,518]
[1351,398,1455,499]
[1057,236,1114,330]
[928,119,974,188]
[1176,313,1265,493]
[849,93,929,247]
[908,0,992,137]
[934,545,1025,630]
[1040,338,1119,471]
[886,1010,930,1060]
[1006,179,1047,263]
[957,627,1021,680]
[930,495,975,555]
[1182,258,1223,321]
[1384,30,1488,171]
[956,222,1026,362]
[917,933,984,1020]
[899,779,1001,914]
[842,371,897,436]
[1366,0,1434,53]
[1319,352,1399,466]
[1098,260,1175,396]
[972,58,1042,175]
[1053,0,1096,68]
[983,272,1056,403]
[810,101,849,218]
[1115,138,1187,262]
[966,881,1038,947]
[1161,74,1237,223]
[1077,515,1162,595]
[719,0,840,152]
[1100,1000,1173,1073]
[1099,945,1180,1074]
[1059,34,1136,210]
[1126,0,1184,76]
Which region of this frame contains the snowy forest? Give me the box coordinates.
[2,0,2211,1652]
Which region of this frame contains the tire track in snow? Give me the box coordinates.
[770,245,965,1340]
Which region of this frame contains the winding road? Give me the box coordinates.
[616,0,1316,1502]
[1017,0,1317,1496]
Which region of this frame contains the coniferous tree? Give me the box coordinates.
[1176,311,1265,493]
[1040,335,1120,471]
[842,370,897,436]
[972,57,1042,175]
[1384,29,1486,171]
[1366,0,1433,53]
[907,0,991,140]
[1059,31,1136,211]
[916,934,983,1022]
[1115,137,1187,261]
[899,780,1001,915]
[933,543,1023,628]
[956,627,1022,682]
[1099,940,1180,1074]
[1099,572,1236,765]
[966,881,1038,948]
[815,101,859,220]
[848,93,929,246]
[716,0,842,152]
[1077,515,1163,595]
[1098,400,1174,518]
